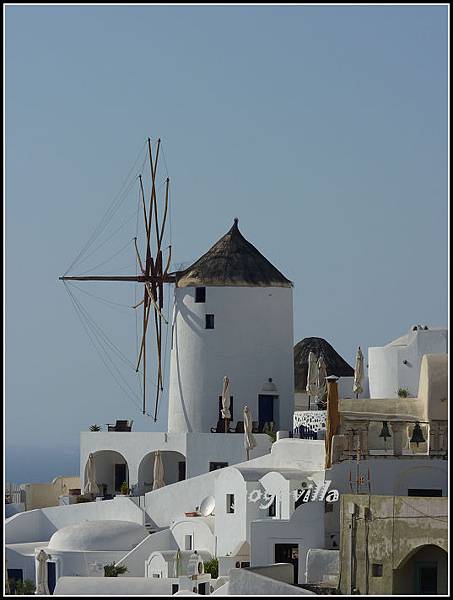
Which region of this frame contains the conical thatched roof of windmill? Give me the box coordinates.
[175,219,292,288]
[294,337,354,392]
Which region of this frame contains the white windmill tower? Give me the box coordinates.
[167,218,294,434]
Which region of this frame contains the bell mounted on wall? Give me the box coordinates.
[410,421,425,446]
[379,421,391,442]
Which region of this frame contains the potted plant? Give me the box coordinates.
[120,481,129,495]
[89,424,102,431]
[397,387,409,398]
[104,562,128,577]
[203,558,219,579]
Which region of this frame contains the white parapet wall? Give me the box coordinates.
[54,576,178,596]
[227,567,315,595]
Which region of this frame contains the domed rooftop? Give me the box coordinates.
[175,219,292,288]
[294,337,354,392]
[48,520,148,552]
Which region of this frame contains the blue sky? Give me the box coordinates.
[6,5,448,481]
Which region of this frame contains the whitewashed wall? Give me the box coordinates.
[185,432,271,478]
[368,328,447,398]
[116,528,178,577]
[168,285,294,433]
[6,547,36,583]
[250,500,325,585]
[214,469,262,557]
[171,518,215,555]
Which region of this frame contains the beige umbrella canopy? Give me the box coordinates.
[353,346,364,397]
[221,376,231,432]
[153,451,165,490]
[83,453,99,496]
[316,355,328,407]
[35,549,50,595]
[243,405,257,460]
[306,351,319,410]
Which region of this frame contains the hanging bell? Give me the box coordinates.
[379,421,391,441]
[410,422,425,446]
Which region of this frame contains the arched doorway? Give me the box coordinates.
[137,451,186,495]
[393,544,447,594]
[84,450,129,498]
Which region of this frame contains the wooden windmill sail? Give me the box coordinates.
[60,138,175,419]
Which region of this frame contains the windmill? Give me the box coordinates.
[60,138,175,420]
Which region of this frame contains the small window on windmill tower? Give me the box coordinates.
[195,287,206,303]
[206,314,215,329]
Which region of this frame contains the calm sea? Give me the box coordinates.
[5,445,80,483]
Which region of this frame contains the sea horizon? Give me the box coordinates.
[5,444,80,484]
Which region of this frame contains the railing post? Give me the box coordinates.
[390,422,405,456]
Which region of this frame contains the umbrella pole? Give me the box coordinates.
[224,418,229,433]
[308,394,311,411]
[246,448,250,461]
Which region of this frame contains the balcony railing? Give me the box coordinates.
[293,411,326,439]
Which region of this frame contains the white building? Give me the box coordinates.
[168,218,294,434]
[368,325,447,398]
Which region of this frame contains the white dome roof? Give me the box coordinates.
[48,520,148,551]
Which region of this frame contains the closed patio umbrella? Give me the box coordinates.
[317,355,328,408]
[353,346,364,398]
[152,451,165,490]
[244,405,257,460]
[83,453,99,496]
[221,376,231,432]
[35,549,50,595]
[306,351,319,410]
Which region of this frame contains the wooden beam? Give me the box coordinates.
[59,276,146,282]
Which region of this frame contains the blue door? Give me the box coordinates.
[258,395,274,430]
[47,562,56,594]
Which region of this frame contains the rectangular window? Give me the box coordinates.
[184,534,193,550]
[178,461,186,481]
[205,314,215,329]
[218,396,234,421]
[268,497,276,517]
[195,287,206,303]
[226,493,235,513]
[408,489,442,497]
[172,584,179,595]
[210,462,228,471]
[372,564,383,577]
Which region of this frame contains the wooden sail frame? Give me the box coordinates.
[60,138,174,419]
